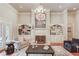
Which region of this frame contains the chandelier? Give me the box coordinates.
[34,4,46,14]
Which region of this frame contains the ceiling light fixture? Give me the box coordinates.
[19,6,23,8]
[59,5,62,8]
[34,4,46,13]
[73,8,77,10]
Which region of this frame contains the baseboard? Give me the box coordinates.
[50,42,63,46]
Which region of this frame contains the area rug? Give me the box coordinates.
[51,46,73,56]
[0,46,73,56]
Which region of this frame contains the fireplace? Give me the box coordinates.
[35,36,46,44]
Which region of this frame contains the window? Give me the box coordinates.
[0,23,10,48]
[6,25,10,43]
[0,23,3,48]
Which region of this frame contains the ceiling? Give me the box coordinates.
[10,3,79,12]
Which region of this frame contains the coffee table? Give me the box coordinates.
[26,45,54,56]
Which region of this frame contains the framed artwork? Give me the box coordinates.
[18,25,31,35]
[35,13,46,28]
[50,24,63,35]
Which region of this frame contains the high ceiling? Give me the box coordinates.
[10,3,79,12]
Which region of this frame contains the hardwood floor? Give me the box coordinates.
[50,43,63,46]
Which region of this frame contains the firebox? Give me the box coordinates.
[35,36,46,44]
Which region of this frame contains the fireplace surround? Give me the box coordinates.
[35,36,46,44]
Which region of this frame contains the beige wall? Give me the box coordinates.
[18,12,32,42]
[18,12,31,26]
[18,11,67,43]
[50,12,64,42]
[75,10,79,38]
[50,12,63,25]
[17,10,79,42]
[0,3,18,48]
[68,11,76,39]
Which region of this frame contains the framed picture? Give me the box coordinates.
[35,13,46,28]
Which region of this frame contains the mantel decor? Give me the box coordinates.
[18,25,31,35]
[50,24,63,35]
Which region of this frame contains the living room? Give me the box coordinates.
[0,3,79,56]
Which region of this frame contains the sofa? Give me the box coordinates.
[64,38,79,52]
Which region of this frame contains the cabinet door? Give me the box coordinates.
[67,27,73,40]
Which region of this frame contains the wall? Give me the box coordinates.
[18,10,68,43]
[50,10,68,43]
[18,11,50,43]
[68,11,76,39]
[75,10,79,38]
[18,12,32,42]
[18,10,79,43]
[50,12,63,25]
[18,12,31,26]
[50,12,63,43]
[67,10,79,39]
[0,3,18,48]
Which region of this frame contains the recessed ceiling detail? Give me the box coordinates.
[10,3,79,12]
